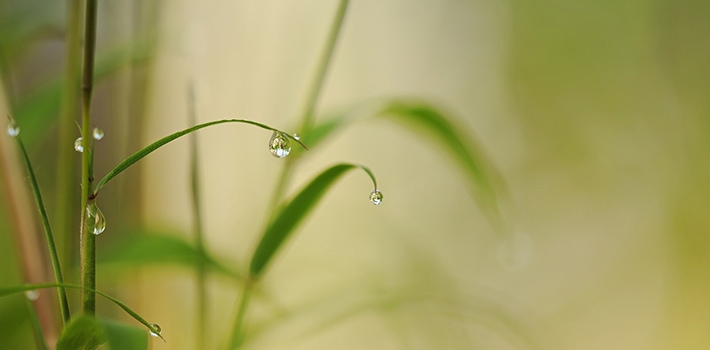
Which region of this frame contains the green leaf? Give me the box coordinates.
[0,283,164,341]
[310,99,508,234]
[56,315,106,350]
[98,231,240,279]
[249,163,378,278]
[93,119,307,196]
[101,319,149,350]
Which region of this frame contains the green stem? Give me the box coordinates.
[15,138,71,324]
[80,0,99,315]
[55,0,83,279]
[25,299,49,350]
[269,0,350,207]
[188,83,208,347]
[228,279,254,350]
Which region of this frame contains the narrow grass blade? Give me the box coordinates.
[249,163,378,278]
[97,231,240,279]
[56,315,106,350]
[0,283,164,341]
[14,136,70,324]
[378,100,506,232]
[93,119,307,196]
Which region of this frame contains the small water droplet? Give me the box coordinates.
[6,120,20,137]
[25,290,40,301]
[369,189,383,205]
[86,202,106,235]
[92,127,104,140]
[293,133,301,141]
[269,131,291,158]
[149,323,162,337]
[74,137,84,152]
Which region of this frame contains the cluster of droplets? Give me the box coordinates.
[369,189,383,205]
[149,323,162,338]
[74,128,104,152]
[269,131,291,158]
[6,120,20,137]
[86,202,106,235]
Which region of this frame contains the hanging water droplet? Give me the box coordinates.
[149,323,162,337]
[293,133,301,141]
[74,137,84,153]
[92,127,104,140]
[369,189,383,205]
[6,120,20,137]
[268,131,291,158]
[86,202,106,235]
[25,290,40,301]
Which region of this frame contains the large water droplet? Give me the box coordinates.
[25,290,40,301]
[369,189,383,205]
[74,137,84,153]
[6,120,20,137]
[149,323,162,337]
[86,202,106,235]
[269,131,291,158]
[293,133,301,141]
[92,127,104,140]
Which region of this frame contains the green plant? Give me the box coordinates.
[0,1,522,349]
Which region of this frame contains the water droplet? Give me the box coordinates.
[86,202,106,235]
[269,131,291,158]
[293,133,301,141]
[149,323,162,337]
[6,120,20,137]
[74,137,84,153]
[369,189,383,205]
[92,127,104,140]
[25,290,40,301]
[497,231,533,270]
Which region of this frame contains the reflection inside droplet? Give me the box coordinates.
[293,133,301,141]
[74,137,84,152]
[92,127,104,140]
[149,323,162,337]
[6,120,20,137]
[369,189,383,205]
[86,202,106,235]
[269,131,291,158]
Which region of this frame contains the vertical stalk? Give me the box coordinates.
[268,0,350,207]
[80,0,99,315]
[55,0,83,275]
[25,299,49,350]
[228,1,351,348]
[188,82,208,347]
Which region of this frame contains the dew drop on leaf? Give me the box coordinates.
[293,133,301,141]
[92,127,104,140]
[369,189,383,205]
[149,323,162,337]
[6,120,20,137]
[25,290,40,301]
[86,202,106,235]
[74,137,84,153]
[269,131,291,158]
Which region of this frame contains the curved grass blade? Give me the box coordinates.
[13,135,70,324]
[93,119,307,196]
[56,315,106,350]
[378,100,507,232]
[0,283,164,341]
[249,163,378,278]
[97,231,240,279]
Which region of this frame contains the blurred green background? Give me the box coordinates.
[1,0,709,349]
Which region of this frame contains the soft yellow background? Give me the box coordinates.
[119,0,708,349]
